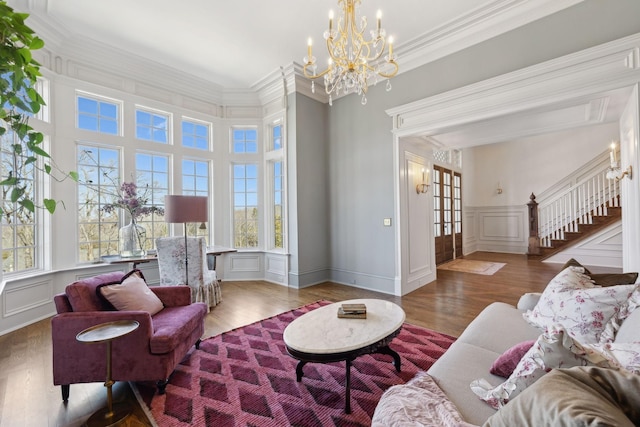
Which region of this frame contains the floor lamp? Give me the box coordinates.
[164,195,208,286]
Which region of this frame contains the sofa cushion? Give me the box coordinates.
[149,302,207,354]
[516,293,541,311]
[490,340,536,378]
[457,302,540,354]
[428,342,503,425]
[482,366,640,427]
[99,273,164,315]
[65,271,127,312]
[523,267,637,343]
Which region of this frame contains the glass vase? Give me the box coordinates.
[119,220,147,257]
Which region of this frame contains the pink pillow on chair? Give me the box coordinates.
[490,340,536,378]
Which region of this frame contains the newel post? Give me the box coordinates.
[527,193,540,255]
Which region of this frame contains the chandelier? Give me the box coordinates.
[303,0,399,106]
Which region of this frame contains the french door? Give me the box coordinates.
[433,166,462,265]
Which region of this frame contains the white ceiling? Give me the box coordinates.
[425,87,633,148]
[18,0,583,90]
[13,0,627,149]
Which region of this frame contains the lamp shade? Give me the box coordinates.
[164,195,208,223]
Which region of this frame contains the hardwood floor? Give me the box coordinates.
[0,253,613,426]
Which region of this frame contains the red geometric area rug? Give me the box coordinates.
[132,300,456,427]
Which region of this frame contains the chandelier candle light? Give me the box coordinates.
[303,0,399,106]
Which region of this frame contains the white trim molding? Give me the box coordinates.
[389,33,640,292]
[387,33,640,138]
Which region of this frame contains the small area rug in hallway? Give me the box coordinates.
[132,300,455,427]
[438,259,506,275]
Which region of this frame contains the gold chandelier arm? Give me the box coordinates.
[377,61,399,79]
[303,62,332,79]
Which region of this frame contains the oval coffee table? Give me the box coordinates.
[283,299,405,414]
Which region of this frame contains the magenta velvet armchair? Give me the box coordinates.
[51,271,207,401]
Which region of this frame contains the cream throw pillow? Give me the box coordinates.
[100,274,164,315]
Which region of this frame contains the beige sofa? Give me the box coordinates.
[423,297,541,425]
[373,265,640,426]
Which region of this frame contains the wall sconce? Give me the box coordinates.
[416,168,430,194]
[606,141,633,181]
[496,182,503,195]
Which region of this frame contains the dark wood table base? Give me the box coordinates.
[286,327,402,414]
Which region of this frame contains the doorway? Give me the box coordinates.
[433,166,462,265]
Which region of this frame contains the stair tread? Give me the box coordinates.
[533,205,622,260]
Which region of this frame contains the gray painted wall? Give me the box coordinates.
[288,93,330,287]
[317,0,640,293]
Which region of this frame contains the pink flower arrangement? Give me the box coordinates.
[101,181,164,221]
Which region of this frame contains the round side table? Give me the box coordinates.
[76,320,140,427]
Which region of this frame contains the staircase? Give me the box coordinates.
[528,151,622,260]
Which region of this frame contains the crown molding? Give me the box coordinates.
[13,0,264,110]
[10,0,586,109]
[398,0,584,74]
[387,33,640,138]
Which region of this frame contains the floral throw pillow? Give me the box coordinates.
[578,342,640,374]
[523,267,637,343]
[471,328,591,409]
[600,287,640,343]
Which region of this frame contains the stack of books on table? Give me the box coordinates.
[337,303,367,319]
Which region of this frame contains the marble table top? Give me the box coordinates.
[283,299,406,354]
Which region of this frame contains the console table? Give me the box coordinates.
[101,245,237,270]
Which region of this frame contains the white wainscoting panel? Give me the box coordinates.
[466,205,528,254]
[265,253,289,286]
[3,279,52,317]
[230,254,261,271]
[463,210,478,255]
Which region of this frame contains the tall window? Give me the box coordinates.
[182,119,210,150]
[233,164,258,248]
[1,73,48,120]
[266,121,285,250]
[77,145,120,262]
[182,158,210,239]
[135,152,169,249]
[1,129,37,273]
[272,161,284,249]
[272,123,282,150]
[77,94,119,135]
[136,108,169,143]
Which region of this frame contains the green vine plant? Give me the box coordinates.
[0,1,78,215]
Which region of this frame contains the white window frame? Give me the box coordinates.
[135,105,172,144]
[76,143,121,262]
[76,91,123,136]
[182,157,211,240]
[264,117,286,252]
[1,128,40,274]
[135,151,170,250]
[181,117,212,151]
